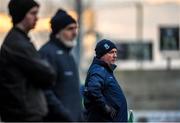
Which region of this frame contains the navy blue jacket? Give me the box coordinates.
[84,57,127,122]
[39,36,82,121]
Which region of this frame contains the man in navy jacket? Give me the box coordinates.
[84,39,128,122]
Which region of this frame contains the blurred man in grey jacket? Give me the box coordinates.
[0,0,56,121]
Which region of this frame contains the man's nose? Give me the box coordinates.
[73,28,77,34]
[114,53,117,58]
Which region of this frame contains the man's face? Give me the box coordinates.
[100,48,117,65]
[21,6,39,31]
[59,23,78,42]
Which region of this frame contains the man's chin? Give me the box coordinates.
[112,60,116,63]
[61,40,77,48]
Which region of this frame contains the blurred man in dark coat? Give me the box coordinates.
[39,9,82,122]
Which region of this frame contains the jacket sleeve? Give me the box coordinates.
[86,71,108,112]
[1,42,56,89]
[44,90,73,121]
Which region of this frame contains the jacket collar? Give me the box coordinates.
[13,27,30,40]
[50,35,72,52]
[92,57,117,72]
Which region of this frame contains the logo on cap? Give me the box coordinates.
[104,43,110,49]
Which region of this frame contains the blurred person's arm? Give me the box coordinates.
[1,42,56,89]
[44,90,73,121]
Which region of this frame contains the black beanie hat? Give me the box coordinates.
[8,0,39,25]
[50,9,76,35]
[95,39,117,58]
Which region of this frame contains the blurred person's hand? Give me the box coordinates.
[105,105,117,119]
